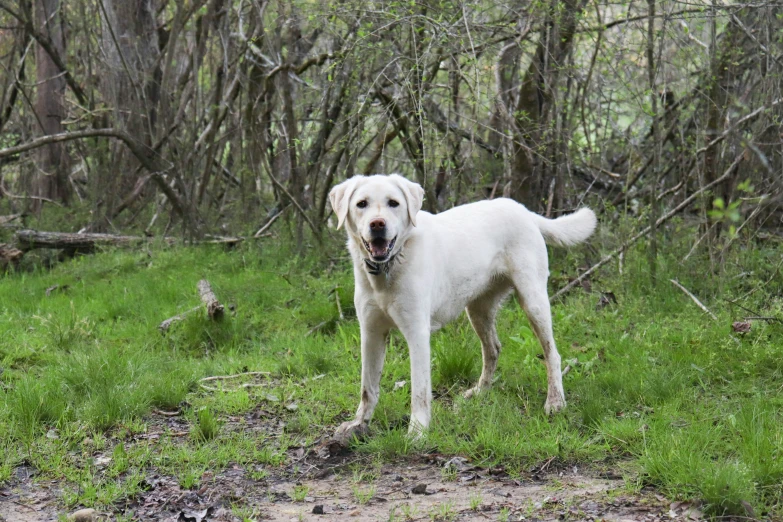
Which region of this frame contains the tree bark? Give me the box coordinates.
[508,0,587,210]
[33,0,70,206]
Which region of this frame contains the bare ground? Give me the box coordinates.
[0,448,701,522]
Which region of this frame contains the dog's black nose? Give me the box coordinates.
[369,218,386,234]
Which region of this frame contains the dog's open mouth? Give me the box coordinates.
[362,236,397,261]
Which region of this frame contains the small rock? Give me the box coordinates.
[392,474,404,482]
[68,508,97,522]
[411,483,428,495]
[312,505,324,514]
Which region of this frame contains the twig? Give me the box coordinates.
[153,409,181,417]
[551,152,743,301]
[670,279,718,321]
[744,316,782,323]
[254,205,289,238]
[259,153,323,243]
[306,320,330,337]
[0,175,63,207]
[200,382,269,392]
[334,289,344,320]
[158,305,200,332]
[200,371,270,382]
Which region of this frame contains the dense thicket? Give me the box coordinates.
[0,0,781,254]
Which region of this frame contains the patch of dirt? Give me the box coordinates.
[0,465,60,522]
[0,409,696,522]
[243,458,674,522]
[1,451,690,522]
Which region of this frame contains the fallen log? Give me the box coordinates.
[14,229,243,252]
[15,229,148,252]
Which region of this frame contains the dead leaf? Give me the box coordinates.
[732,321,751,333]
[443,457,469,472]
[177,506,215,522]
[669,500,703,520]
[570,342,588,353]
[596,291,618,311]
[394,380,407,390]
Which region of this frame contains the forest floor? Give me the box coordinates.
[1,232,782,521]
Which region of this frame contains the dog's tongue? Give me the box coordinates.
[370,239,389,257]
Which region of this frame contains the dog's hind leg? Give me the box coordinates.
[512,273,566,414]
[463,283,511,399]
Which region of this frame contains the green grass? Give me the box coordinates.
[1,231,782,519]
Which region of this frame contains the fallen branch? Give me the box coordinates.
[0,243,24,268]
[551,151,744,301]
[200,371,271,382]
[670,279,718,321]
[0,213,22,226]
[199,370,271,392]
[197,279,224,320]
[157,306,201,332]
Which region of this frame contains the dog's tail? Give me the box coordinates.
[533,208,597,247]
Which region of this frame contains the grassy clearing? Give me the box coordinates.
[1,227,782,519]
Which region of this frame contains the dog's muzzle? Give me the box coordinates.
[361,236,397,262]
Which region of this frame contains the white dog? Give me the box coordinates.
[329,174,596,441]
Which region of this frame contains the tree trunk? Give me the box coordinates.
[508,0,587,210]
[98,0,161,218]
[33,0,70,207]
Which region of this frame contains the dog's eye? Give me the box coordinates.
[388,199,399,208]
[356,200,368,209]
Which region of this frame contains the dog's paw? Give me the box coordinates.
[462,386,483,400]
[544,395,566,415]
[332,419,369,445]
[406,423,427,443]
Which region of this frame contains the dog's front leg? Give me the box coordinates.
[334,313,388,444]
[399,322,432,437]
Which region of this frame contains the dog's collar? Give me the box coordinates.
[364,250,402,277]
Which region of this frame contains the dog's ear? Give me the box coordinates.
[329,176,362,230]
[390,175,425,226]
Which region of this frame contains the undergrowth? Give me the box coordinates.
[0,226,781,519]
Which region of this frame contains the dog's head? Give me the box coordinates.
[329,174,424,262]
